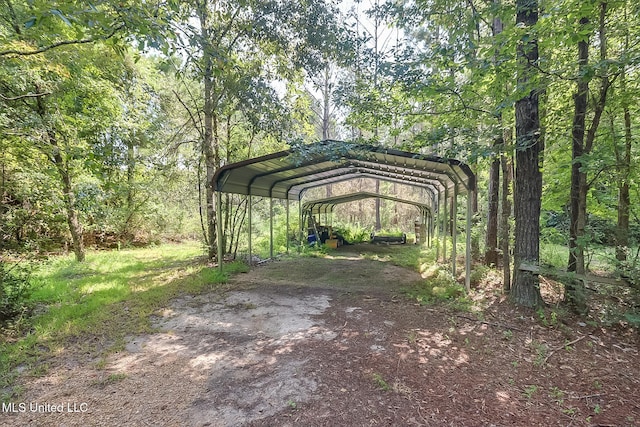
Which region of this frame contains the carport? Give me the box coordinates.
[212,140,476,289]
[302,191,434,246]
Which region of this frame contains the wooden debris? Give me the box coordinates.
[543,335,586,365]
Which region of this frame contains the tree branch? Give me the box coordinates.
[173,89,204,141]
[543,336,586,365]
[0,24,125,57]
[455,314,525,332]
[0,91,51,101]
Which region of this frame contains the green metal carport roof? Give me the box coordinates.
[213,140,475,198]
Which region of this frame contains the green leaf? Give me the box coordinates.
[50,9,71,26]
[24,17,37,29]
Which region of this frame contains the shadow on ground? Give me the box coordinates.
[7,246,639,427]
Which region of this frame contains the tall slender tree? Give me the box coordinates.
[485,2,506,267]
[568,13,591,276]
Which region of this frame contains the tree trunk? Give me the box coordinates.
[375,179,381,230]
[568,17,590,275]
[203,102,217,260]
[199,2,218,260]
[616,70,631,262]
[486,4,504,268]
[470,158,480,259]
[224,193,231,254]
[500,133,513,292]
[485,136,501,266]
[322,65,331,140]
[615,4,633,262]
[569,2,610,276]
[567,4,609,311]
[54,147,85,262]
[124,138,136,235]
[511,0,543,308]
[36,95,85,262]
[393,182,398,226]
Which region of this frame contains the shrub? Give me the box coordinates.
[374,228,405,237]
[616,249,640,288]
[624,311,640,328]
[541,227,566,245]
[408,266,465,304]
[0,260,32,325]
[470,265,490,287]
[333,224,370,244]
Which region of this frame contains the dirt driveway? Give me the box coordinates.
[4,245,640,426]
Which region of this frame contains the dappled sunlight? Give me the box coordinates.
[109,352,146,372]
[128,265,201,293]
[21,244,211,363]
[361,254,392,263]
[324,254,363,261]
[158,307,176,317]
[274,326,338,348]
[80,281,126,294]
[416,330,453,348]
[454,352,470,365]
[496,390,511,402]
[189,352,226,370]
[456,324,477,335]
[134,333,189,360]
[273,342,296,355]
[421,264,440,279]
[14,241,640,426]
[394,328,472,370]
[248,251,424,292]
[466,267,508,311]
[212,321,235,329]
[93,287,332,422]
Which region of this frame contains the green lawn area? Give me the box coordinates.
[1,242,247,399]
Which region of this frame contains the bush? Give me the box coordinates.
[470,265,490,287]
[408,266,465,304]
[615,246,640,288]
[624,310,640,328]
[333,224,370,244]
[374,228,405,237]
[541,227,566,245]
[0,260,32,325]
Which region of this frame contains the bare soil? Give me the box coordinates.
[3,244,639,426]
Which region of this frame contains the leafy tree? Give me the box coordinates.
[0,0,179,259]
[166,0,345,260]
[567,1,615,280]
[1,36,126,260]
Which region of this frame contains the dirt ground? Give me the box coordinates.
[3,244,640,426]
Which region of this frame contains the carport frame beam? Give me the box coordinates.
[216,190,223,271]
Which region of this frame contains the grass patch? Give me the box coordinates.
[540,243,568,269]
[406,264,469,309]
[470,264,490,287]
[372,373,391,391]
[360,244,435,272]
[0,242,242,400]
[92,372,128,388]
[523,384,539,399]
[539,242,622,274]
[358,244,474,309]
